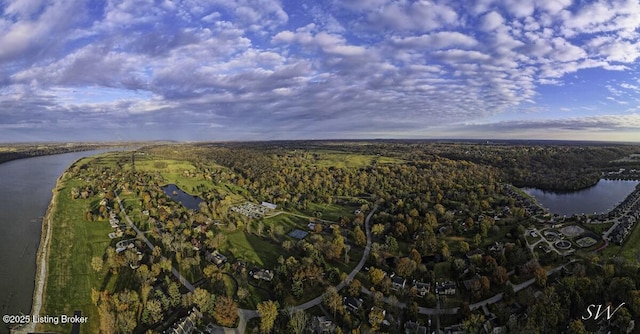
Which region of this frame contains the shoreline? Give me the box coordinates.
[12,173,65,334]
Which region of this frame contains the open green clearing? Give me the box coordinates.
[307,150,404,168]
[38,175,111,333]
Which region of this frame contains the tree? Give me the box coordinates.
[257,300,279,333]
[567,319,588,334]
[288,309,309,334]
[369,268,386,285]
[348,279,362,297]
[192,288,214,315]
[368,307,385,331]
[463,313,485,334]
[372,223,385,236]
[323,287,343,318]
[612,306,633,333]
[492,266,508,286]
[214,296,238,327]
[143,299,163,325]
[396,257,417,277]
[168,282,181,307]
[534,267,547,287]
[479,276,490,295]
[440,241,450,259]
[91,256,103,272]
[354,225,366,247]
[458,240,470,253]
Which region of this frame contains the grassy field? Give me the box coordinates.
[88,152,248,202]
[38,174,112,333]
[307,150,404,168]
[291,201,360,222]
[225,231,286,268]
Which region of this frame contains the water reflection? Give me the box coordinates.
[523,179,640,216]
[160,184,204,211]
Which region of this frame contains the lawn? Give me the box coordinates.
[291,201,360,222]
[262,214,309,232]
[225,231,285,268]
[38,174,112,333]
[306,150,405,168]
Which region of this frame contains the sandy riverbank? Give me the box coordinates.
[12,173,64,334]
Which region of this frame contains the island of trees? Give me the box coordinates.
[29,140,640,334]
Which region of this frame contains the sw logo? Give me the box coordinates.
[582,302,626,321]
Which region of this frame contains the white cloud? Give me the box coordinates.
[391,32,478,49]
[481,11,504,31]
[3,0,640,141]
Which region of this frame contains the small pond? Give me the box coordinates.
[161,184,205,211]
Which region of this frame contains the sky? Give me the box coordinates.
[2,0,640,142]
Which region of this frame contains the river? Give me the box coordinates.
[523,179,640,216]
[0,149,116,332]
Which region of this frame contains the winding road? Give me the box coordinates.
[116,194,195,292]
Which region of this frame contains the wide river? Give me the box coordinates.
[0,149,115,330]
[523,179,640,216]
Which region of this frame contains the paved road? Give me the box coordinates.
[116,194,195,292]
[358,259,577,316]
[293,205,377,311]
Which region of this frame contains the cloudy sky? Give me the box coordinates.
[2,0,640,142]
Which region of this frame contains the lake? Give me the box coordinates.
[161,184,204,211]
[0,149,115,333]
[523,179,640,216]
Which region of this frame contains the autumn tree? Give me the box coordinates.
[369,268,386,285]
[396,257,417,277]
[257,300,279,333]
[492,266,509,286]
[534,267,547,287]
[288,309,309,334]
[323,287,343,318]
[214,296,238,327]
[348,279,362,297]
[368,307,385,331]
[91,256,103,272]
[354,225,366,247]
[192,288,214,315]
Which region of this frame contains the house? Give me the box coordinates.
[343,297,363,313]
[435,281,456,295]
[206,250,227,266]
[412,280,430,297]
[108,229,123,239]
[312,316,336,334]
[164,307,202,334]
[252,269,274,282]
[109,217,120,228]
[405,321,427,334]
[391,274,406,290]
